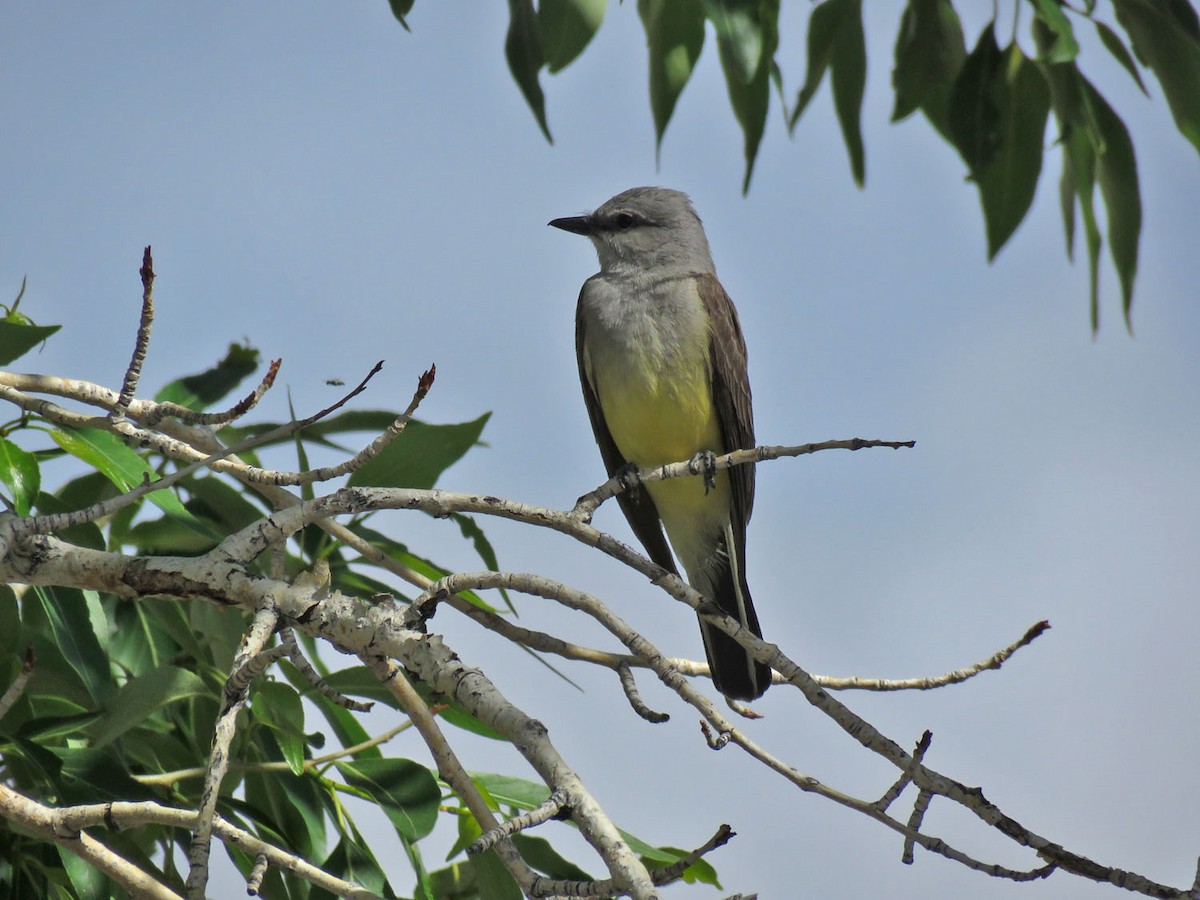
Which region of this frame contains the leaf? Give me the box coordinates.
[349,522,498,612]
[1113,0,1200,153]
[53,746,158,803]
[829,0,867,186]
[511,833,592,880]
[704,0,764,83]
[49,426,217,540]
[243,757,327,860]
[32,586,115,706]
[975,44,1052,258]
[452,811,521,899]
[1085,78,1141,325]
[706,0,780,192]
[88,665,207,747]
[949,23,1005,176]
[891,0,967,140]
[1030,0,1080,62]
[1095,20,1149,96]
[253,681,307,775]
[470,772,550,809]
[0,437,40,515]
[538,0,606,74]
[348,413,490,489]
[0,320,61,366]
[1036,23,1105,327]
[337,758,441,841]
[788,0,866,184]
[1066,126,1105,330]
[34,489,105,550]
[310,836,392,899]
[153,342,260,411]
[506,0,553,142]
[59,846,112,900]
[639,0,706,158]
[388,0,414,30]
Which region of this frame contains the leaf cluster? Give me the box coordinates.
[439,0,1200,328]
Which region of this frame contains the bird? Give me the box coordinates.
[549,186,770,701]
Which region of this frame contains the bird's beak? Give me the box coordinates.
[548,214,592,236]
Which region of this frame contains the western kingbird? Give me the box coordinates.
[549,186,770,701]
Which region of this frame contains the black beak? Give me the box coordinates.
[548,214,592,236]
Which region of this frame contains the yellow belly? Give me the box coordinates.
[593,352,730,546]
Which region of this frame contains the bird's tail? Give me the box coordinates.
[697,523,770,701]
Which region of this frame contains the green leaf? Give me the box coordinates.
[891,0,967,140]
[388,0,414,30]
[58,846,111,900]
[32,586,114,706]
[455,812,522,900]
[1029,0,1080,62]
[449,512,512,610]
[704,0,764,83]
[253,681,307,775]
[538,0,606,74]
[311,835,392,899]
[0,320,61,366]
[348,413,489,489]
[506,0,553,142]
[1036,24,1105,327]
[829,0,866,186]
[975,44,1052,258]
[49,426,216,540]
[1113,0,1200,153]
[511,833,592,880]
[337,758,441,841]
[0,437,40,515]
[639,0,706,158]
[949,23,1005,176]
[184,474,268,533]
[53,746,158,803]
[34,490,105,550]
[153,342,260,411]
[790,0,866,185]
[1094,20,1149,95]
[88,665,207,747]
[706,0,780,192]
[243,758,327,860]
[1085,78,1141,326]
[470,772,549,809]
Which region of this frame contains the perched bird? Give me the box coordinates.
[550,187,770,700]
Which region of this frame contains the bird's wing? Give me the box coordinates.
[697,272,756,531]
[575,288,679,574]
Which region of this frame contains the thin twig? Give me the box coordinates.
[186,599,280,899]
[110,246,155,421]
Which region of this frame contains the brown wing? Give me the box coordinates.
[576,286,679,574]
[697,273,755,532]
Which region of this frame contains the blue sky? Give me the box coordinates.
[3,3,1199,898]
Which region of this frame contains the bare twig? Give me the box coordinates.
[110,246,155,422]
[0,645,35,721]
[0,785,375,898]
[186,599,281,899]
[142,358,282,428]
[617,661,670,723]
[470,788,571,854]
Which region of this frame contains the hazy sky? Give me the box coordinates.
[3,4,1199,898]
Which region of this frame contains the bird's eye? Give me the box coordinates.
[614,212,636,229]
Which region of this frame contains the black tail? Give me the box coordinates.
[698,529,770,701]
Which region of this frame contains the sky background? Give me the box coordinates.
[3,3,1199,898]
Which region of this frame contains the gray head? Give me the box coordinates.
[549,186,716,277]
